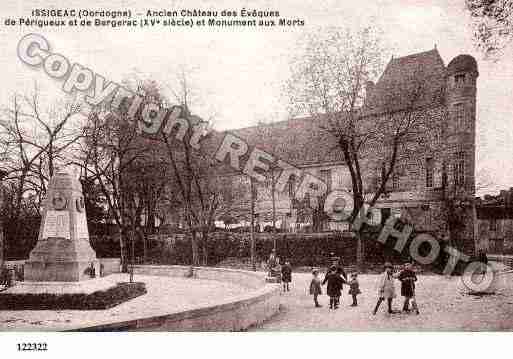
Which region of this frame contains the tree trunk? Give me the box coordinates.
[201,231,208,266]
[250,178,256,271]
[0,219,4,270]
[118,227,128,273]
[356,231,363,268]
[272,179,277,251]
[352,196,365,268]
[129,227,135,282]
[191,231,199,266]
[143,230,148,263]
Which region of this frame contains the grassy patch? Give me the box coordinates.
[0,282,146,310]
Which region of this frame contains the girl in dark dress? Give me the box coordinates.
[398,262,419,314]
[322,266,346,309]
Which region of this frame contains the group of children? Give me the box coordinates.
[309,261,419,315]
[309,266,360,309]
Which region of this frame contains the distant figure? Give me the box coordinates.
[100,263,105,277]
[281,261,292,292]
[3,267,15,288]
[398,262,419,314]
[267,249,281,280]
[15,265,24,282]
[0,266,9,287]
[373,262,397,315]
[0,266,8,287]
[479,250,488,265]
[89,262,96,278]
[309,269,322,308]
[348,273,361,307]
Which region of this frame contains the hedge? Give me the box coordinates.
[0,282,146,310]
[91,228,472,275]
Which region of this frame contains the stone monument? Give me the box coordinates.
[9,170,113,294]
[24,169,99,282]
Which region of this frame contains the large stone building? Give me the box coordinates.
[221,49,477,244]
[156,48,479,257]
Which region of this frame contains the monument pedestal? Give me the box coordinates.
[24,237,99,282]
[23,170,102,285]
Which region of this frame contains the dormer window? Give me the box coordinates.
[455,74,465,86]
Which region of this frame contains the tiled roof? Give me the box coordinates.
[228,116,345,168]
[207,49,451,171]
[364,48,447,115]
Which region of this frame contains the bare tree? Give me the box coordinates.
[159,69,246,266]
[287,26,438,265]
[466,0,513,59]
[76,109,149,272]
[0,86,83,255]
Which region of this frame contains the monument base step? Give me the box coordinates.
[4,276,118,295]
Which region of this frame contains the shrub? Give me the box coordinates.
[0,282,146,310]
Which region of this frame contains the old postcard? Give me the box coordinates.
[0,0,512,357]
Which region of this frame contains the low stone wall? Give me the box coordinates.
[71,265,280,332]
[487,255,513,271]
[5,258,120,275]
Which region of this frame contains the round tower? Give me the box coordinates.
[445,54,478,198]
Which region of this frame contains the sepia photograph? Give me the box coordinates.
[0,0,512,357]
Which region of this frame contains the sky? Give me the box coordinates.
[0,0,512,195]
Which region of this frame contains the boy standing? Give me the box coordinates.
[309,269,322,307]
[348,273,361,307]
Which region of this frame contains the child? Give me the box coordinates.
[322,265,344,309]
[335,267,348,308]
[398,262,419,314]
[309,269,322,307]
[372,262,397,315]
[348,273,361,307]
[281,261,292,292]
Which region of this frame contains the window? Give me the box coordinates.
[319,169,332,193]
[453,103,466,128]
[455,74,465,86]
[287,175,296,198]
[252,181,259,201]
[454,152,465,186]
[392,172,400,190]
[426,158,434,188]
[489,219,497,231]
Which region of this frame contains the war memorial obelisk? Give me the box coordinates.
[9,170,113,294]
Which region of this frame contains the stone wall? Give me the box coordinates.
[69,265,281,332]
